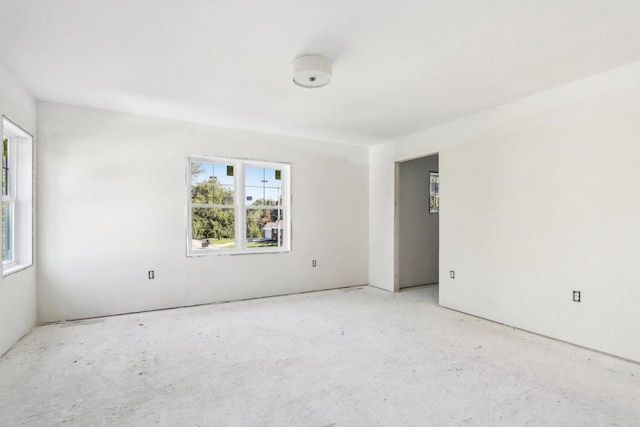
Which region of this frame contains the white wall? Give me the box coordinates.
[370,61,640,362]
[397,154,439,288]
[37,103,368,322]
[0,63,37,356]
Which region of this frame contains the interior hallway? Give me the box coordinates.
[1,285,638,426]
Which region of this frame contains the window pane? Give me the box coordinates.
[246,208,284,249]
[191,161,235,205]
[2,137,8,197]
[191,207,235,250]
[244,165,283,206]
[2,201,12,261]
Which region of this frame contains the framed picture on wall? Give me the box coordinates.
[429,171,439,213]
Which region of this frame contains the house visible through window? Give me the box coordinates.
[2,117,33,275]
[429,171,439,214]
[188,157,290,255]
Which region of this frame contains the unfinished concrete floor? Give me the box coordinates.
[0,285,638,426]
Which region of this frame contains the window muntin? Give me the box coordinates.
[244,165,282,206]
[188,157,290,255]
[246,208,284,249]
[191,161,235,206]
[244,165,284,248]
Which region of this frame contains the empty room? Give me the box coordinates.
[1,1,639,425]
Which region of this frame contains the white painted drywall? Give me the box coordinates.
[36,103,368,322]
[397,155,439,288]
[370,61,640,362]
[0,63,37,356]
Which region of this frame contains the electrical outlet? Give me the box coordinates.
[312,260,317,267]
[450,270,455,279]
[573,290,581,302]
[148,270,155,280]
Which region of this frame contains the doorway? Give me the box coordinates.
[394,153,439,291]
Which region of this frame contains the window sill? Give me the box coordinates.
[188,248,291,257]
[3,262,32,277]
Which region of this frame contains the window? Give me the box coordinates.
[429,171,439,214]
[2,117,33,275]
[188,157,290,255]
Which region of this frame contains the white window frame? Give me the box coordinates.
[2,117,33,276]
[187,156,291,256]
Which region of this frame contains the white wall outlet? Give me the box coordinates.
[312,260,317,267]
[450,270,455,279]
[148,270,155,279]
[573,290,581,302]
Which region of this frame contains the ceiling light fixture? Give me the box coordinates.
[293,55,332,88]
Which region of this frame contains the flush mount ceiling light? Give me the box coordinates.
[293,55,332,88]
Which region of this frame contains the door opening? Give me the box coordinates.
[394,153,439,292]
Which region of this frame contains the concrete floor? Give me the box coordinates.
[0,285,638,426]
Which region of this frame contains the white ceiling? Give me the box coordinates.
[1,1,640,146]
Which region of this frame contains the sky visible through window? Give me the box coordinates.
[192,162,282,205]
[244,165,281,205]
